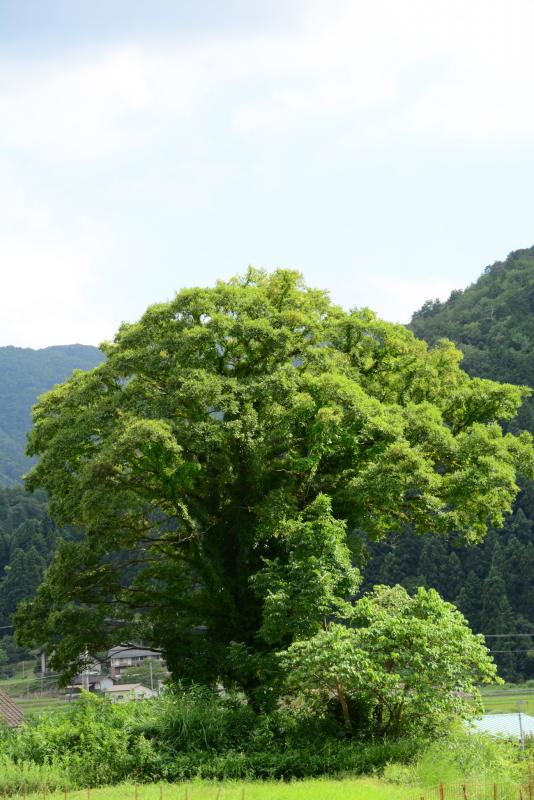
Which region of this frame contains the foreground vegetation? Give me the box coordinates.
[0,690,420,792]
[0,690,529,796]
[6,779,418,800]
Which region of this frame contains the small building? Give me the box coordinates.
[0,690,23,727]
[104,683,156,703]
[107,646,164,678]
[66,673,115,696]
[471,713,534,744]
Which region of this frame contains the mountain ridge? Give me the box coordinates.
[410,245,534,431]
[0,343,104,486]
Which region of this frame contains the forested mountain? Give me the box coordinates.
[0,344,103,485]
[411,246,534,433]
[0,344,102,660]
[364,247,534,680]
[0,486,64,666]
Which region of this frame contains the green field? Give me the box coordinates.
[13,695,71,716]
[481,688,534,714]
[10,780,419,800]
[0,662,69,718]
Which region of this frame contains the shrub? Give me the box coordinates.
[0,689,426,790]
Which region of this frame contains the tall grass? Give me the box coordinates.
[6,778,418,800]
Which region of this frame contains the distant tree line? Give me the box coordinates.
[0,486,62,668]
[362,495,534,680]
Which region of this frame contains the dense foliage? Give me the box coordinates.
[362,502,534,681]
[0,344,103,487]
[0,691,421,792]
[363,247,534,681]
[16,269,533,704]
[0,347,101,661]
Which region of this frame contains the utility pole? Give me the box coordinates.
[149,659,154,692]
[82,648,90,691]
[40,651,46,693]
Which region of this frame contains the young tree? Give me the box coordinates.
[15,270,534,690]
[279,586,498,738]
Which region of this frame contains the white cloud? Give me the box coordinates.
[0,163,114,347]
[232,0,534,141]
[2,1,534,165]
[2,0,534,346]
[0,46,202,163]
[404,1,534,141]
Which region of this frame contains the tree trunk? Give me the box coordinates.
[336,684,352,731]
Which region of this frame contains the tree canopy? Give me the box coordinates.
[16,269,534,693]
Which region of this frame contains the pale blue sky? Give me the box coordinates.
[2,0,534,347]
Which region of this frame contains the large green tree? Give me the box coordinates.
[15,269,534,692]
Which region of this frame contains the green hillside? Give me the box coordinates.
[410,246,534,432]
[364,247,534,681]
[0,344,103,486]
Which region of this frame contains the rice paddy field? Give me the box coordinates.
[0,662,70,718]
[480,687,534,714]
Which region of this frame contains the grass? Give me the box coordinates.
[9,780,419,800]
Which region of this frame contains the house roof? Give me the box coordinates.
[105,683,151,692]
[0,690,23,727]
[108,646,162,659]
[471,713,534,739]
